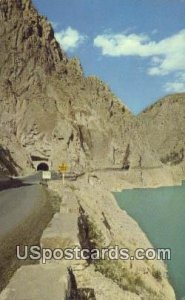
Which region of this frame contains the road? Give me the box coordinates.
[0,176,23,191]
[0,181,53,291]
[16,170,79,184]
[0,185,49,237]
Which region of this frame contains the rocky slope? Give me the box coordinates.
[44,178,176,300]
[0,0,173,187]
[138,93,185,182]
[0,0,131,174]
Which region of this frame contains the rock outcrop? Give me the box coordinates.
[0,0,131,175]
[0,0,177,185]
[138,93,185,183]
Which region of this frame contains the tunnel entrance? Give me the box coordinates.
[37,162,49,171]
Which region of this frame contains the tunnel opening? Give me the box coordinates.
[37,162,49,171]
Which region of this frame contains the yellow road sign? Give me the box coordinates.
[58,163,68,173]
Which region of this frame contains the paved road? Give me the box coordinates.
[17,171,78,184]
[0,177,23,192]
[0,185,48,237]
[0,183,53,291]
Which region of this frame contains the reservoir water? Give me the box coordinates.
[115,182,185,300]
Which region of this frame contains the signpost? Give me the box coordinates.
[42,171,51,180]
[58,163,69,185]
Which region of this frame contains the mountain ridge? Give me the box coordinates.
[0,0,184,185]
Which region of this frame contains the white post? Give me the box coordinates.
[62,173,65,185]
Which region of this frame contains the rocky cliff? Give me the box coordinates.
[138,93,185,183]
[0,0,173,185]
[0,0,132,174]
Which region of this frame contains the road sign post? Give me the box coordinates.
[58,163,69,185]
[62,173,65,185]
[42,171,51,180]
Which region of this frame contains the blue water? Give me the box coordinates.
[114,184,185,300]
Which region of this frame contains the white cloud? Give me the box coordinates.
[165,73,185,93]
[55,27,86,52]
[94,29,185,76]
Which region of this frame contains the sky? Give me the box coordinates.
[33,0,185,114]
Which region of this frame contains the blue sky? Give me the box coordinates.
[33,0,185,114]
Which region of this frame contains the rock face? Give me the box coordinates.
[0,0,184,185]
[138,93,185,182]
[1,0,178,185]
[0,0,132,175]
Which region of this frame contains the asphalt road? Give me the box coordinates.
[17,170,78,184]
[0,185,47,237]
[0,182,53,291]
